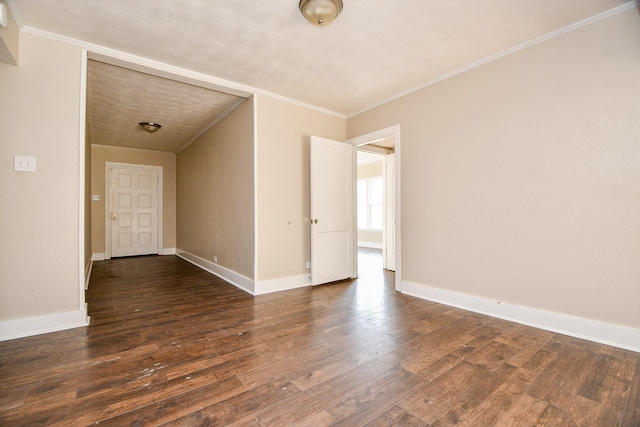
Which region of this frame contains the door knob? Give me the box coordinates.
[314,219,318,224]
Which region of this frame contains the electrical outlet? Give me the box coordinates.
[213,256,218,263]
[306,261,311,269]
[14,155,36,172]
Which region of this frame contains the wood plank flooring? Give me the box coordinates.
[1,250,639,426]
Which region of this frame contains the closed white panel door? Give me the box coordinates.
[310,136,355,285]
[110,166,159,257]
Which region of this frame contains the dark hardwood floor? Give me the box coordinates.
[1,250,639,426]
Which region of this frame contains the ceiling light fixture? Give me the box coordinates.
[299,0,343,27]
[139,122,161,133]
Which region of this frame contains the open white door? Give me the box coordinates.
[310,136,356,285]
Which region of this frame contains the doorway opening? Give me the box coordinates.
[348,125,401,291]
[357,247,383,280]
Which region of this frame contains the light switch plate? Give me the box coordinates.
[14,155,36,172]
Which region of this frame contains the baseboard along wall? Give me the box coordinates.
[401,280,640,353]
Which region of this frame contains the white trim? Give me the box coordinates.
[88,51,344,118]
[348,124,402,292]
[401,280,640,353]
[177,249,310,297]
[253,95,259,284]
[347,1,639,118]
[84,258,93,290]
[177,250,255,295]
[17,27,345,119]
[94,248,174,257]
[358,242,383,250]
[11,2,635,121]
[88,52,250,98]
[78,49,88,315]
[255,275,311,295]
[105,162,163,259]
[0,308,89,342]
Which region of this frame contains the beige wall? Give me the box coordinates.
[0,33,83,320]
[255,94,346,281]
[91,145,177,255]
[358,230,382,246]
[357,160,383,179]
[177,98,254,279]
[348,9,640,329]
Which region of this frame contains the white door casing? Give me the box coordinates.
[348,124,401,291]
[106,163,162,258]
[385,153,396,271]
[310,136,356,285]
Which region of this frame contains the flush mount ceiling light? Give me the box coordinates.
[299,0,343,27]
[139,122,161,133]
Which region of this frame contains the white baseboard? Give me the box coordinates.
[92,249,175,261]
[358,241,383,249]
[255,275,311,295]
[0,307,90,342]
[401,280,640,353]
[175,250,311,296]
[176,250,255,295]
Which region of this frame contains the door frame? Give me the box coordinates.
[348,124,401,291]
[105,162,163,259]
[384,152,396,272]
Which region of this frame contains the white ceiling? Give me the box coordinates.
[9,0,632,152]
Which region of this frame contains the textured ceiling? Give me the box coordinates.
[87,60,245,153]
[9,0,632,152]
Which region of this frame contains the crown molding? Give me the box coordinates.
[347,1,639,118]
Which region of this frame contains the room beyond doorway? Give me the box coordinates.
[349,124,401,292]
[356,247,394,293]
